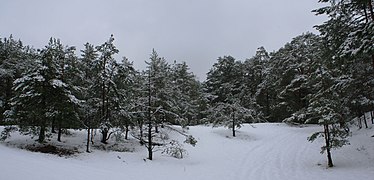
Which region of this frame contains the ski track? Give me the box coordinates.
[231,124,323,180]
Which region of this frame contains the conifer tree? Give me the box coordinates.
[95,35,119,144]
[0,36,31,123]
[170,61,201,126]
[307,67,350,167]
[205,56,257,135]
[8,38,79,143]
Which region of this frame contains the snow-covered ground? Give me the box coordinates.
[1,123,374,180]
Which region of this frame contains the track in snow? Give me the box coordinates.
[222,124,373,180]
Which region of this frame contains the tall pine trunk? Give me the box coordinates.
[147,121,153,160]
[139,121,144,143]
[51,118,56,133]
[86,126,91,153]
[358,116,363,129]
[90,129,95,144]
[38,123,46,143]
[155,124,159,133]
[101,129,108,144]
[147,69,153,160]
[363,113,368,128]
[324,124,333,167]
[57,120,62,142]
[232,109,236,137]
[125,124,129,140]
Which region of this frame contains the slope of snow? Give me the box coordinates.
[1,123,373,180]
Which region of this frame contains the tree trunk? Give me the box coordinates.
[51,119,56,133]
[147,69,153,160]
[101,129,108,144]
[57,120,62,142]
[371,111,374,124]
[324,124,333,167]
[101,60,107,120]
[363,113,368,128]
[57,126,62,142]
[125,124,129,140]
[339,112,345,129]
[147,122,153,160]
[139,122,144,143]
[38,124,46,143]
[90,128,95,144]
[232,110,236,137]
[86,127,91,153]
[155,124,159,133]
[358,116,363,129]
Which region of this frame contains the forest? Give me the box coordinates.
[0,0,373,167]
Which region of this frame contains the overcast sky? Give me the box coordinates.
[0,0,326,80]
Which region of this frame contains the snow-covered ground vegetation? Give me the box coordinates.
[1,123,373,180]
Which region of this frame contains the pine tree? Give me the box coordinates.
[7,38,80,143]
[307,67,350,167]
[111,57,137,140]
[0,35,32,123]
[143,49,173,160]
[315,0,374,68]
[205,56,242,104]
[255,33,322,123]
[315,0,374,127]
[241,47,269,120]
[78,42,100,152]
[95,35,119,144]
[208,98,255,137]
[205,56,257,135]
[170,61,201,126]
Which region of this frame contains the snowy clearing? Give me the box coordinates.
[1,123,374,180]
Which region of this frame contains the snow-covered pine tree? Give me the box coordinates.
[0,35,32,124]
[314,0,374,68]
[78,42,100,152]
[315,0,374,128]
[170,61,201,126]
[7,38,80,143]
[205,56,242,104]
[307,66,350,168]
[139,49,198,160]
[143,49,173,160]
[208,98,255,137]
[111,57,137,140]
[240,47,269,120]
[205,56,257,136]
[95,35,119,144]
[276,33,323,124]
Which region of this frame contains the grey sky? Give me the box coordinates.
[0,0,326,80]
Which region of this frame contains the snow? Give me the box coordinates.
[1,123,374,180]
[52,79,66,88]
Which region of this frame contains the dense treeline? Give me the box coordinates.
[0,35,202,159]
[0,0,373,164]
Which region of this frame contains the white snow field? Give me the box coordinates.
[1,123,374,180]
